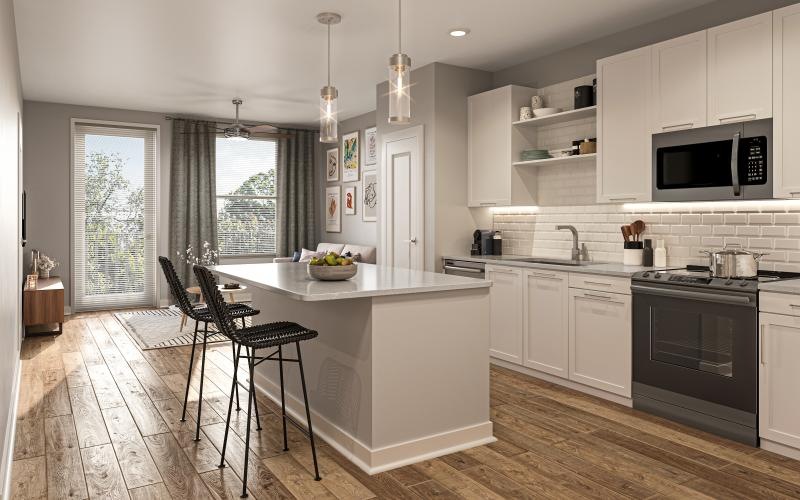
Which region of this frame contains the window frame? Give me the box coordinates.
[214,135,278,258]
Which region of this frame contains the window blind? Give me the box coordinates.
[216,137,277,256]
[72,123,158,311]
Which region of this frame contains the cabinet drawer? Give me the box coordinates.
[569,273,631,295]
[759,292,800,316]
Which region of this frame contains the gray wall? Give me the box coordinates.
[316,111,378,247]
[23,101,173,308]
[0,0,23,491]
[494,0,799,88]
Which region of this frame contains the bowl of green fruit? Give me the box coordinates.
[307,252,358,281]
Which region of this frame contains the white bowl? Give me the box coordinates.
[307,263,358,281]
[533,107,562,117]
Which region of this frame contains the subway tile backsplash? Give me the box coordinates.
[493,202,800,272]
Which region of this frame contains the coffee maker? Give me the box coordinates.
[472,230,494,256]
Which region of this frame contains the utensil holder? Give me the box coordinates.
[623,242,643,266]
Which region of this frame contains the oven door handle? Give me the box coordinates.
[731,132,741,197]
[630,284,753,305]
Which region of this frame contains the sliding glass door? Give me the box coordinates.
[72,122,158,311]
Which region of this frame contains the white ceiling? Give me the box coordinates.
[13,0,713,126]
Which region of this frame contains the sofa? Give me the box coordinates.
[273,242,377,264]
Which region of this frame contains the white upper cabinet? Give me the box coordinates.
[652,31,707,132]
[708,12,773,124]
[597,46,652,203]
[468,85,538,207]
[774,4,800,198]
[486,265,523,364]
[522,269,569,377]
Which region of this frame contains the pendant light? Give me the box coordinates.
[388,0,411,123]
[318,12,341,143]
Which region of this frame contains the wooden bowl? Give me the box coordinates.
[307,263,358,281]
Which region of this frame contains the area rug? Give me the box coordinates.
[114,307,236,350]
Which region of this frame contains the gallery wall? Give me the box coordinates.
[315,111,378,248]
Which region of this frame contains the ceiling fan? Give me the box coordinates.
[186,98,292,140]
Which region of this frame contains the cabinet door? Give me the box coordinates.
[708,12,772,124]
[774,4,800,198]
[569,288,631,397]
[759,313,800,449]
[597,46,652,203]
[486,265,523,364]
[652,31,707,132]
[468,88,511,207]
[523,270,568,377]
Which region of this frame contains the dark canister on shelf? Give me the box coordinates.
[574,85,594,109]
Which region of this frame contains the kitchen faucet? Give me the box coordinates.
[556,225,582,261]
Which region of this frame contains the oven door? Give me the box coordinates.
[632,283,757,413]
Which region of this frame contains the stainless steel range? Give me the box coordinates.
[631,266,800,446]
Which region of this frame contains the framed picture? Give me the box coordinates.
[362,171,378,222]
[364,127,377,166]
[342,131,359,182]
[326,148,339,182]
[325,186,341,233]
[344,186,356,215]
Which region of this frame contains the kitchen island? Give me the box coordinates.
[210,262,494,474]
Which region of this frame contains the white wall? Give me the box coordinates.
[0,0,23,492]
[23,101,173,307]
[316,110,378,248]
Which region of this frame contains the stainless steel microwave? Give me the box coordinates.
[652,119,772,202]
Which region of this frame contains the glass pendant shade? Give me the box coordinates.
[320,85,338,143]
[388,53,411,123]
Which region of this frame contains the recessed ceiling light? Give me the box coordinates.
[449,28,470,38]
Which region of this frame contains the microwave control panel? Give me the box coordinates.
[741,136,767,185]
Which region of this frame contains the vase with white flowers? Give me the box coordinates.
[36,254,59,279]
[176,241,219,267]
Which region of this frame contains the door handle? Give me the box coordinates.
[719,113,757,123]
[760,324,765,365]
[403,237,417,244]
[661,121,694,131]
[609,197,637,202]
[443,265,482,274]
[731,132,741,197]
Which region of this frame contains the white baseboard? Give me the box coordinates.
[252,371,495,475]
[760,438,800,460]
[64,305,72,316]
[491,358,633,408]
[1,358,22,499]
[159,299,170,308]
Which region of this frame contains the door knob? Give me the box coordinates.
[404,237,417,244]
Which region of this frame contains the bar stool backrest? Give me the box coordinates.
[159,256,199,319]
[193,264,237,339]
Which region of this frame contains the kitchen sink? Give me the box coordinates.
[515,258,593,266]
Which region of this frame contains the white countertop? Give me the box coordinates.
[758,279,800,295]
[210,262,491,302]
[443,255,670,277]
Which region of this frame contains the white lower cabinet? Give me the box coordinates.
[759,310,800,450]
[488,265,632,401]
[486,265,523,364]
[568,288,632,397]
[522,269,569,377]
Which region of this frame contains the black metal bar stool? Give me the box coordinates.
[194,265,321,497]
[159,256,261,440]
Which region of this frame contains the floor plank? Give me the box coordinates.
[143,433,213,500]
[86,363,126,409]
[10,456,47,500]
[42,368,72,417]
[127,482,172,500]
[81,444,130,500]
[68,385,111,448]
[46,448,88,499]
[102,406,163,490]
[62,352,92,389]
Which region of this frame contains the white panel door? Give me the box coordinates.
[523,269,568,377]
[773,4,800,198]
[597,46,652,203]
[652,31,707,132]
[486,265,523,364]
[708,12,773,124]
[569,288,631,397]
[381,126,424,270]
[759,313,800,449]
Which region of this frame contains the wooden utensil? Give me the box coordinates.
[621,226,629,242]
[632,220,645,241]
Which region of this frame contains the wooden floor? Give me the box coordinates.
[9,312,800,499]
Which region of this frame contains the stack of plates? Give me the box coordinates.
[520,149,551,161]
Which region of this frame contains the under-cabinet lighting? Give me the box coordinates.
[623,200,800,212]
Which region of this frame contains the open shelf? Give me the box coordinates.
[513,153,596,167]
[512,106,596,128]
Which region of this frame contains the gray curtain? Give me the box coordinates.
[276,128,318,257]
[169,119,217,284]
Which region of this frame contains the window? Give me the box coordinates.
[216,138,277,256]
[72,122,158,311]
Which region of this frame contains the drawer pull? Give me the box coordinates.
[719,113,757,123]
[584,281,612,287]
[582,293,624,305]
[662,122,693,131]
[609,197,637,202]
[789,304,800,308]
[760,324,766,365]
[530,272,558,279]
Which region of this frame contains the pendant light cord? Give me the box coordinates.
[398,0,402,53]
[327,23,331,86]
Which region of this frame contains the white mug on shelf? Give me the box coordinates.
[531,95,544,109]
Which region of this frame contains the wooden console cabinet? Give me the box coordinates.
[23,277,64,334]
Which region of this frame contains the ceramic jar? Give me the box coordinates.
[530,95,545,109]
[519,106,533,120]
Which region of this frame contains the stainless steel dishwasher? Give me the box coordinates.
[442,259,485,279]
